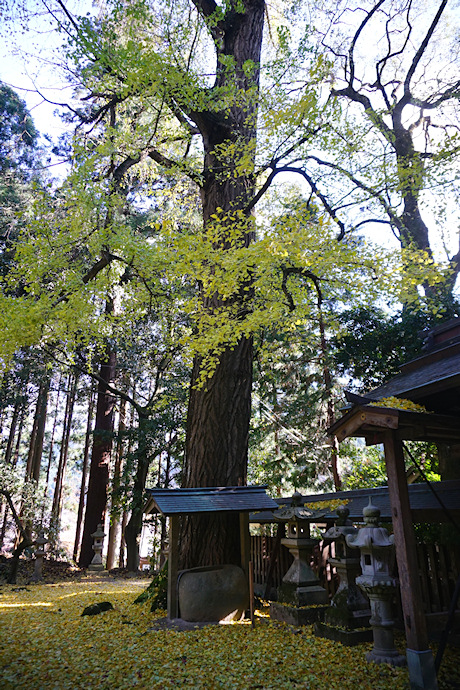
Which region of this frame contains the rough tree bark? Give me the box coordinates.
[78,347,116,568]
[106,396,126,570]
[73,384,95,562]
[25,377,50,482]
[125,414,153,571]
[179,0,265,570]
[51,372,78,527]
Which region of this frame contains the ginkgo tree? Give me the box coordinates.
[0,0,448,570]
[293,0,460,305]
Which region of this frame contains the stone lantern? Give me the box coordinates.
[270,492,329,625]
[88,523,106,571]
[346,498,406,666]
[315,505,371,644]
[32,530,48,582]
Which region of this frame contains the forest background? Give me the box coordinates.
[0,0,459,574]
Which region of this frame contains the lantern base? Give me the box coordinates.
[278,582,329,607]
[270,601,328,626]
[366,648,406,666]
[314,621,373,646]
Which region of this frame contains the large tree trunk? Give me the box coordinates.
[73,384,95,562]
[106,396,126,570]
[180,0,264,570]
[25,377,50,482]
[118,509,128,568]
[5,400,20,466]
[51,372,78,528]
[78,348,116,568]
[125,415,152,572]
[0,396,28,550]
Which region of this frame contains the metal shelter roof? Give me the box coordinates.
[249,480,460,524]
[144,485,278,516]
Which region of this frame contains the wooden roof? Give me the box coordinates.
[363,317,460,415]
[144,485,278,516]
[328,404,460,445]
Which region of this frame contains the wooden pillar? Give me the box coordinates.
[239,512,250,577]
[383,431,438,689]
[167,515,179,619]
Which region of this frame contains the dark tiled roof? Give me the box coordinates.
[366,351,460,403]
[144,485,278,516]
[249,480,460,523]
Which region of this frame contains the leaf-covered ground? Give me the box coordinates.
[0,578,459,689]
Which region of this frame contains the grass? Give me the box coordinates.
[0,578,459,689]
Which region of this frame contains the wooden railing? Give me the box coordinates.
[250,534,459,614]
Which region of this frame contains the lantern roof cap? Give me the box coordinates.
[91,523,105,538]
[273,492,328,522]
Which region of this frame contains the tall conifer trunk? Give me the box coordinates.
[106,396,126,570]
[51,372,78,527]
[78,347,116,567]
[73,385,95,562]
[125,414,152,571]
[180,0,265,570]
[26,377,50,482]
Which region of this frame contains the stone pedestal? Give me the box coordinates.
[270,601,329,626]
[277,536,329,607]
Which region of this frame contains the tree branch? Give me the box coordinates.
[301,154,405,236]
[0,489,31,545]
[281,166,347,241]
[347,0,387,85]
[244,132,321,214]
[81,248,114,284]
[282,266,323,311]
[403,0,448,102]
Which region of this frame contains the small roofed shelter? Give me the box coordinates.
[329,406,460,689]
[359,316,460,481]
[144,485,278,620]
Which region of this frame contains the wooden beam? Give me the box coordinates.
[331,406,399,442]
[383,431,429,650]
[240,512,250,578]
[167,515,179,619]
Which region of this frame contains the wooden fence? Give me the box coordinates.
[250,535,459,614]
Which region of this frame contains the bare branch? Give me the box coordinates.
[347,0,387,85]
[302,154,404,235]
[281,166,347,241]
[403,0,448,102]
